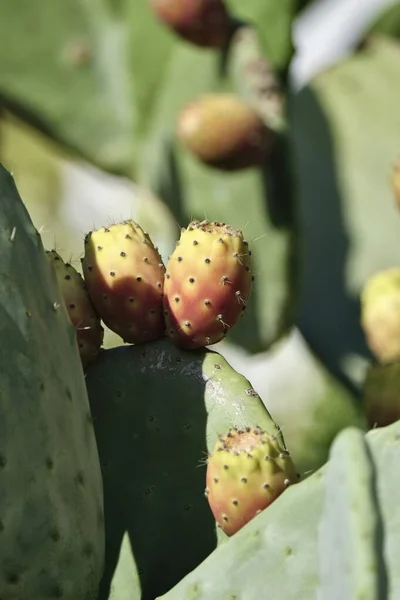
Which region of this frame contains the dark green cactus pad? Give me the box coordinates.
[85,339,282,600]
[158,416,400,600]
[0,164,104,599]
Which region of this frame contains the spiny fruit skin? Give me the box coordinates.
[82,220,166,344]
[163,219,253,349]
[46,250,104,369]
[177,93,274,171]
[205,426,299,536]
[150,0,230,49]
[361,267,400,363]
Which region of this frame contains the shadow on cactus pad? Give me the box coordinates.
[86,337,280,599]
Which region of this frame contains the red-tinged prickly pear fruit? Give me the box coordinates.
[177,93,275,171]
[205,426,299,536]
[46,250,104,369]
[82,221,166,344]
[361,268,400,363]
[163,219,253,349]
[150,0,230,48]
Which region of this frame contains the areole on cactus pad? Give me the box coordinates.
[81,220,166,344]
[163,219,253,349]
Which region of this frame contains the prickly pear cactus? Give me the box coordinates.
[0,164,104,599]
[85,337,282,600]
[158,416,400,600]
[317,427,386,600]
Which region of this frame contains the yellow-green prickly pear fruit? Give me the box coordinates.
[205,426,299,536]
[46,250,104,370]
[82,220,166,344]
[177,93,275,171]
[163,219,253,349]
[361,267,400,363]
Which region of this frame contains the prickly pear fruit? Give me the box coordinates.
[177,93,274,171]
[163,219,253,349]
[361,268,400,363]
[82,220,166,344]
[205,426,299,536]
[150,0,230,48]
[46,250,104,369]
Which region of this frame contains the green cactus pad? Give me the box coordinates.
[317,427,386,600]
[85,338,282,600]
[0,164,104,599]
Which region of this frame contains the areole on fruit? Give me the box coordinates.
[205,426,299,536]
[177,93,275,171]
[163,219,253,349]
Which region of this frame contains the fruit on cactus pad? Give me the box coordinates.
[82,220,166,344]
[205,426,299,536]
[163,219,253,349]
[177,93,274,171]
[150,0,230,48]
[361,267,400,363]
[46,250,104,369]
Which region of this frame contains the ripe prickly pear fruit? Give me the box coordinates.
[150,0,230,49]
[82,220,166,344]
[163,219,253,349]
[177,93,274,171]
[361,267,400,363]
[46,250,104,369]
[205,426,299,536]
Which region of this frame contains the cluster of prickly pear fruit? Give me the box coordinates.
[205,426,299,535]
[48,218,253,364]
